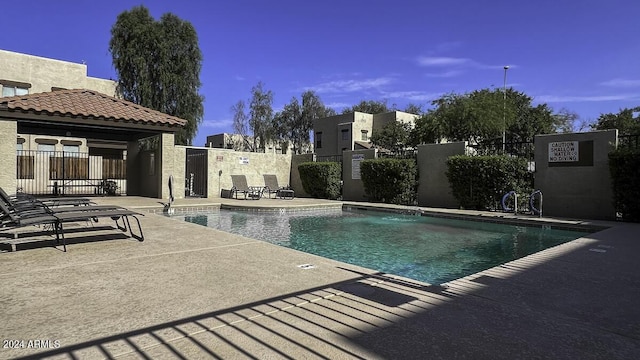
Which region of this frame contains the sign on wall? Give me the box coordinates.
[238,156,249,165]
[352,153,365,180]
[548,141,579,162]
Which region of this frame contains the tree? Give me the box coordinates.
[410,88,555,145]
[109,6,204,145]
[591,107,640,135]
[231,100,252,151]
[273,91,335,154]
[552,108,580,133]
[403,103,424,115]
[249,82,274,151]
[342,100,390,114]
[370,120,413,153]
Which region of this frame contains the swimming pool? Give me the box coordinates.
[169,208,590,285]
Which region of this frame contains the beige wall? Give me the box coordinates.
[342,149,377,201]
[372,111,417,132]
[0,119,17,193]
[0,49,117,96]
[534,130,617,220]
[417,142,468,208]
[171,146,292,199]
[17,134,88,152]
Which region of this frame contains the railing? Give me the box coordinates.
[468,140,535,161]
[317,155,342,163]
[16,150,126,196]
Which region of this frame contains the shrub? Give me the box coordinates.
[298,162,342,199]
[609,148,640,222]
[360,158,417,205]
[446,155,532,210]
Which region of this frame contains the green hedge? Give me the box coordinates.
[446,155,532,210]
[298,162,342,199]
[360,158,417,205]
[609,148,640,222]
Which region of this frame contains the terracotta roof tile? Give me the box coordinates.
[0,89,187,127]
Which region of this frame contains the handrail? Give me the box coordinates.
[530,190,543,217]
[501,191,518,214]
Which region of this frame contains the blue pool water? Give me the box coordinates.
[170,208,590,285]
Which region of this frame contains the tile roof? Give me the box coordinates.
[0,89,187,128]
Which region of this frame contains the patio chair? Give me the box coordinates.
[0,200,144,252]
[230,175,261,200]
[262,174,285,199]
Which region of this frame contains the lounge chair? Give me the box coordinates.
[230,175,261,200]
[0,187,93,208]
[262,174,284,199]
[0,200,144,252]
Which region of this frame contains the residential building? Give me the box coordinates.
[0,49,127,195]
[0,49,117,97]
[206,133,311,154]
[312,111,418,158]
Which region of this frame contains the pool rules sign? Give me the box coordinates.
[548,141,579,162]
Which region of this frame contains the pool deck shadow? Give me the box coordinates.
[1,196,638,359]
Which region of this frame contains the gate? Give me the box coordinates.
[16,150,127,196]
[185,148,208,197]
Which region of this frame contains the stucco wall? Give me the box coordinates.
[0,119,17,193]
[0,50,116,96]
[342,149,377,201]
[534,130,617,220]
[171,146,292,199]
[417,142,468,208]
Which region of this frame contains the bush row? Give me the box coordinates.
[446,155,532,210]
[360,158,417,205]
[298,162,342,200]
[609,148,640,222]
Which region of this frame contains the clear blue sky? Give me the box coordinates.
[2,0,639,146]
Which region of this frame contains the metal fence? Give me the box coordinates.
[16,150,127,196]
[468,140,535,161]
[619,134,640,149]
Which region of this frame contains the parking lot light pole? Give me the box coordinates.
[502,65,510,152]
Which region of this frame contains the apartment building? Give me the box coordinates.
[312,111,418,158]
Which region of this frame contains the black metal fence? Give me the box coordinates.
[16,150,126,196]
[619,134,640,149]
[468,140,535,161]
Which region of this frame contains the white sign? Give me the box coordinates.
[352,153,365,180]
[239,156,249,165]
[548,141,579,162]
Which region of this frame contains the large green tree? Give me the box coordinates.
[411,88,555,145]
[342,100,391,114]
[591,107,640,135]
[109,5,204,145]
[273,91,335,154]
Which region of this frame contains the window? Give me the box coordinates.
[361,130,369,141]
[1,80,31,97]
[63,145,80,154]
[37,143,55,152]
[2,86,29,97]
[341,129,349,141]
[16,139,33,179]
[316,132,322,149]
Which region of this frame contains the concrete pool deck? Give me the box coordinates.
[1,196,638,359]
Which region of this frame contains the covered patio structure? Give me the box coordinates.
[0,89,186,199]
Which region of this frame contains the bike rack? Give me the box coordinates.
[530,190,543,217]
[501,191,518,215]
